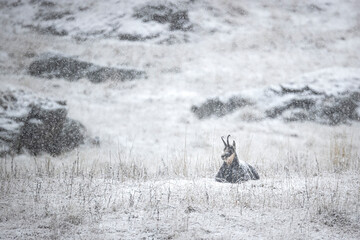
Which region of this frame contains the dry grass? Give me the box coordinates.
[0,132,359,239]
[329,132,358,172]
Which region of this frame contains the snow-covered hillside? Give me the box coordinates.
[0,0,360,239]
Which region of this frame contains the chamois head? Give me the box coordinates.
[221,135,237,166]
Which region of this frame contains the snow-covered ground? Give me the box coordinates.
[1,173,359,239]
[0,0,360,239]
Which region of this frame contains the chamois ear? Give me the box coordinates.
[233,140,236,149]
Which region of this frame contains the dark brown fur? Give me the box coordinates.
[215,135,259,183]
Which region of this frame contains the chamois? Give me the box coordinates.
[215,135,259,183]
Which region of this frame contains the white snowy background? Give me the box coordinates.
[0,0,360,239]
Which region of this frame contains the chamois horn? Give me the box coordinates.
[227,135,231,146]
[221,136,227,147]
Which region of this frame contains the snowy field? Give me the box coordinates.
[0,0,360,239]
